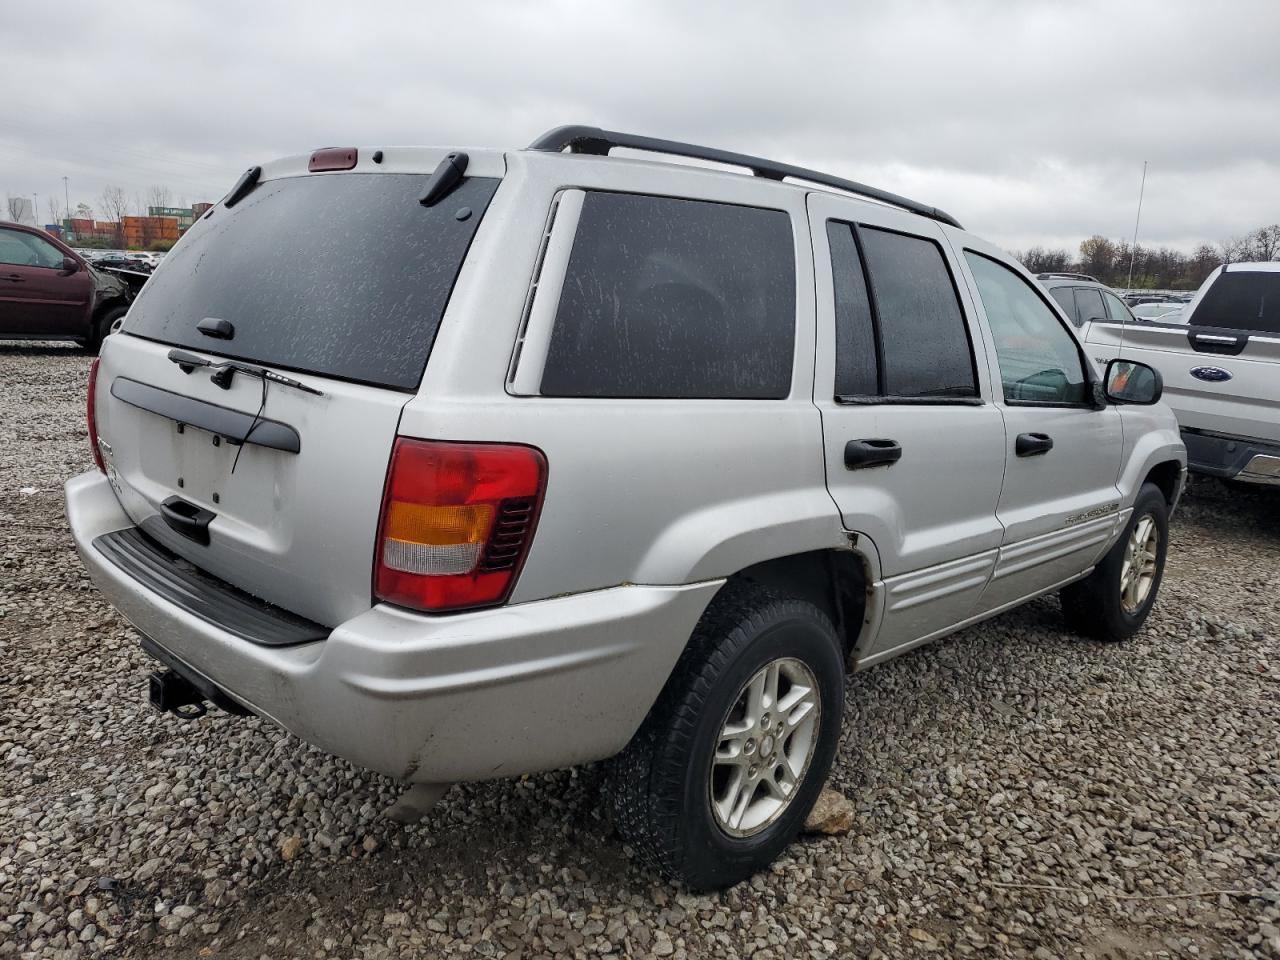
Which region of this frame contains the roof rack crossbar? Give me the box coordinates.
[527,125,963,229]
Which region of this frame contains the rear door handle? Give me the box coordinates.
[3,273,25,282]
[1015,432,1054,457]
[844,438,902,470]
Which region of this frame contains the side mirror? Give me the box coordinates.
[1105,359,1163,405]
[59,256,79,274]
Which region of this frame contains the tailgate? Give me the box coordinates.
[95,335,406,625]
[1086,320,1280,443]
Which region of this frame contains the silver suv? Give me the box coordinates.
[66,126,1186,888]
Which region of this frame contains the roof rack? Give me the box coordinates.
[527,125,963,230]
[1036,272,1101,283]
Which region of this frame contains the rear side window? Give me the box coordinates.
[829,225,976,399]
[540,192,795,399]
[1073,287,1107,325]
[1191,271,1280,334]
[122,173,500,390]
[827,222,878,396]
[1049,287,1078,324]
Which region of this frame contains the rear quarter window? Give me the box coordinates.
[540,192,796,399]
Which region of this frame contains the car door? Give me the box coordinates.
[0,227,91,336]
[809,194,1007,661]
[954,240,1125,612]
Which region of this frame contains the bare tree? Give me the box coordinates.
[146,184,173,213]
[1248,224,1280,262]
[5,194,24,220]
[1219,236,1250,264]
[98,185,130,223]
[74,202,93,220]
[46,195,63,226]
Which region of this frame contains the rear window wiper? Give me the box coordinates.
[167,348,325,396]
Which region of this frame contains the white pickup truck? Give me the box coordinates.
[1084,263,1280,486]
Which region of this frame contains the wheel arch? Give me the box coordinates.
[1142,459,1184,507]
[721,547,873,666]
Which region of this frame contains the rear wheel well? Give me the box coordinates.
[725,550,868,661]
[1142,460,1182,506]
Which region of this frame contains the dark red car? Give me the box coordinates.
[0,221,134,350]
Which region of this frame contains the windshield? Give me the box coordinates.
[122,172,499,390]
[1191,270,1280,335]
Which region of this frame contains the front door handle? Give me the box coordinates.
[3,273,25,282]
[845,438,902,470]
[1015,432,1054,457]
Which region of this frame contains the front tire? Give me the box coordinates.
[607,582,845,889]
[1060,482,1169,641]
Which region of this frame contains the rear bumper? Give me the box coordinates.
[66,471,721,782]
[1181,428,1280,484]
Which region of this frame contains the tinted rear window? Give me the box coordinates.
[1191,271,1280,334]
[122,173,499,390]
[540,192,795,399]
[858,227,977,398]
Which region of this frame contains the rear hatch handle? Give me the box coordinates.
[160,496,216,546]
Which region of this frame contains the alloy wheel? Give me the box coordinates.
[709,657,821,838]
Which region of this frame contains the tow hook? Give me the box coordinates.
[148,670,208,719]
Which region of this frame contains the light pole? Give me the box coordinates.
[63,176,70,231]
[33,193,38,227]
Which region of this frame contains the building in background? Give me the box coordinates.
[10,197,37,227]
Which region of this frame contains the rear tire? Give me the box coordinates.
[607,581,845,889]
[1060,483,1169,641]
[85,306,127,354]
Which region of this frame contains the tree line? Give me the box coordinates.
[4,184,181,227]
[1014,223,1280,291]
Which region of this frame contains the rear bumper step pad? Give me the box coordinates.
[92,527,328,647]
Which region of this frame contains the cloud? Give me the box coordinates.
[3,0,1277,253]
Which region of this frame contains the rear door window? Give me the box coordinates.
[1049,287,1078,324]
[540,192,795,399]
[827,222,879,396]
[1191,271,1280,334]
[856,227,977,398]
[1073,288,1107,325]
[122,173,500,390]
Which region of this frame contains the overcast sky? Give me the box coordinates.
[3,0,1277,254]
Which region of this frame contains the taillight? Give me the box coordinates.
[374,439,547,612]
[87,358,105,473]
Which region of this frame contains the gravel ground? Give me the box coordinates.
[2,342,1278,960]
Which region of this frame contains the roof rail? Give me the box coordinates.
[527,125,963,230]
[1036,272,1101,283]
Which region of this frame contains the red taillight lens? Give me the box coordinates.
[374,439,547,612]
[87,358,105,473]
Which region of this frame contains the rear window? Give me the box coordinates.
[1191,271,1280,334]
[122,173,499,390]
[540,192,796,399]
